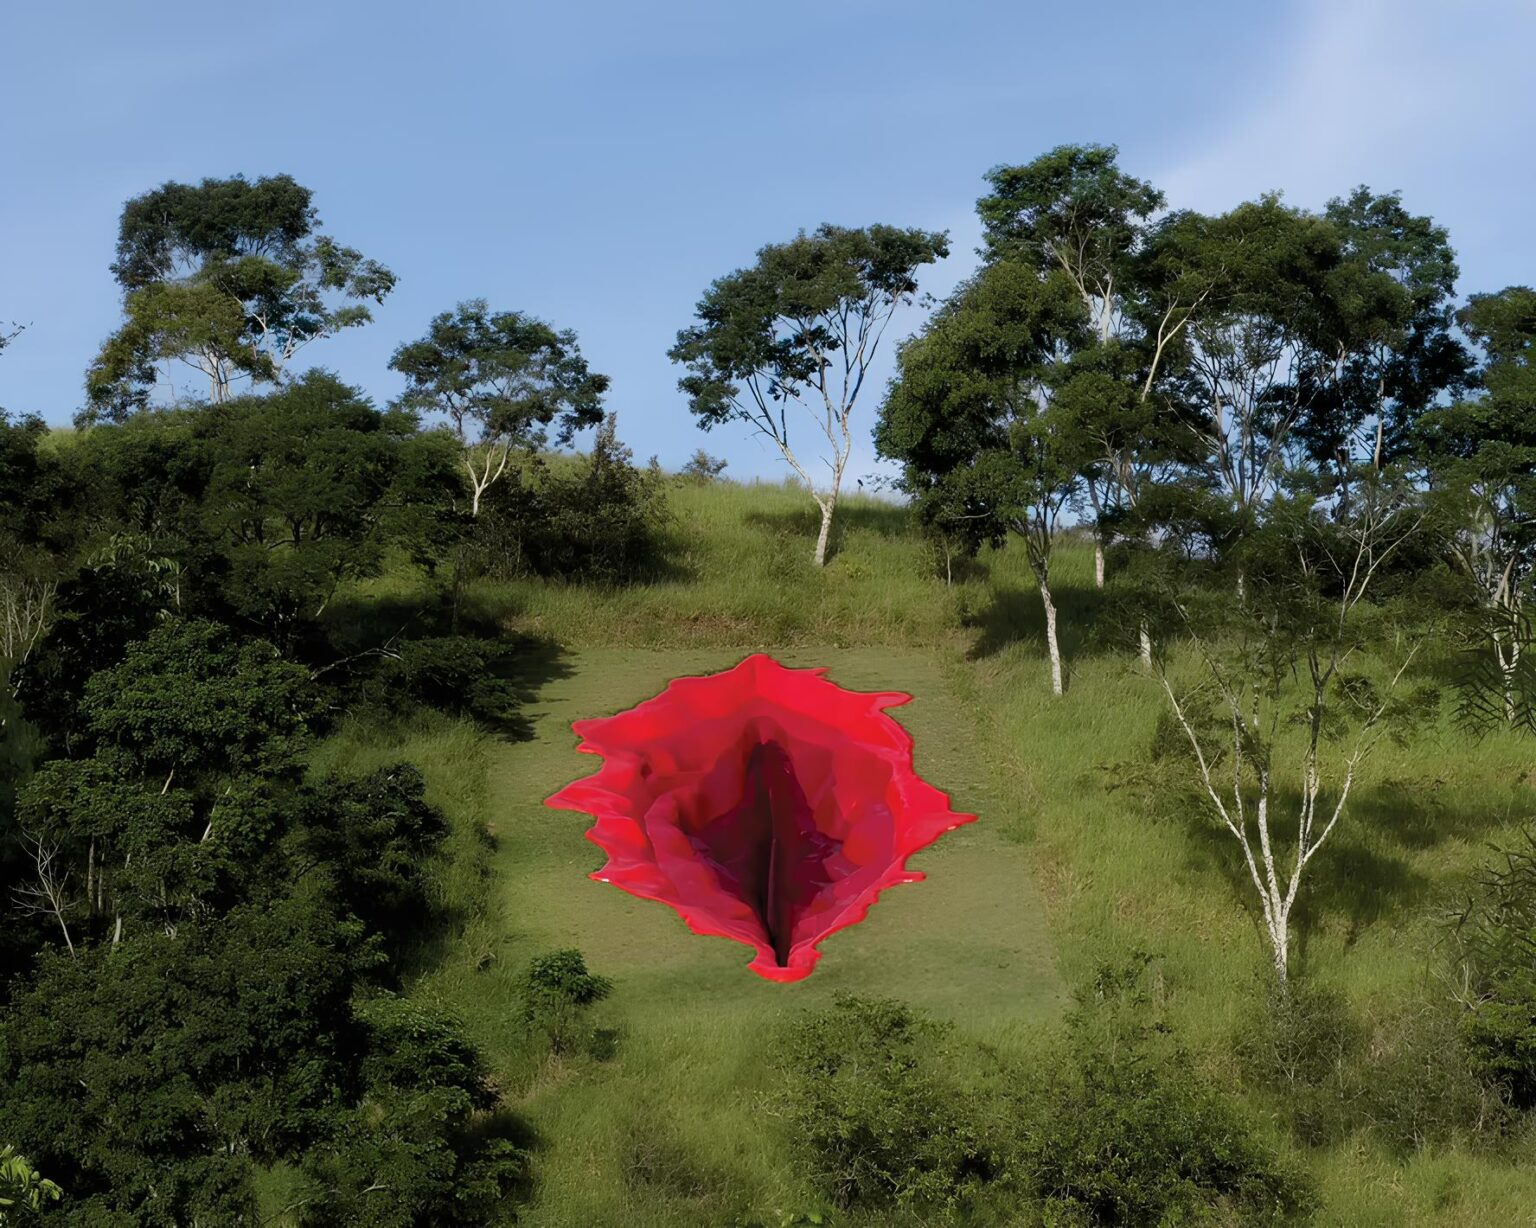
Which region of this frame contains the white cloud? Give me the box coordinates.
[1154,0,1536,235]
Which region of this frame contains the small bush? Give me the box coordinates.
[775,994,998,1216]
[1452,829,1536,1110]
[369,635,525,726]
[1235,980,1364,1146]
[1023,956,1315,1225]
[679,449,728,484]
[1358,998,1507,1152]
[475,415,671,584]
[518,949,612,1057]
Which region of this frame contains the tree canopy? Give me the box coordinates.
[86,175,394,420]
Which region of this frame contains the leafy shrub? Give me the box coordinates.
[309,990,528,1224]
[365,635,526,726]
[776,994,997,1216]
[1236,980,1364,1146]
[295,764,448,942]
[519,949,613,1057]
[475,415,671,584]
[679,449,728,483]
[298,1094,526,1227]
[1024,957,1315,1225]
[355,994,487,1091]
[1359,998,1508,1152]
[1452,829,1536,1110]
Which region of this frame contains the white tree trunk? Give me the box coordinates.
[1040,579,1064,696]
[812,495,837,568]
[1094,540,1105,589]
[1139,623,1153,668]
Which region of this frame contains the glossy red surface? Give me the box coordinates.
[545,654,976,981]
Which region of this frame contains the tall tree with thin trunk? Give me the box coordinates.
[390,300,609,516]
[1417,286,1536,724]
[878,261,1088,694]
[1153,480,1426,983]
[1294,187,1469,514]
[670,224,948,567]
[978,146,1203,600]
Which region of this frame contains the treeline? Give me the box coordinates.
[0,382,515,1220]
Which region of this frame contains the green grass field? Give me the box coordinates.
[315,477,1536,1226]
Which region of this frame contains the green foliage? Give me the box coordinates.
[1023,957,1315,1225]
[296,1102,526,1228]
[87,174,394,418]
[519,948,612,1056]
[82,619,315,779]
[1236,981,1365,1146]
[877,258,1090,565]
[193,372,458,630]
[390,298,609,451]
[354,995,494,1108]
[1356,998,1504,1154]
[680,448,729,483]
[776,994,996,1216]
[0,899,365,1219]
[670,223,949,433]
[0,1144,62,1219]
[294,765,448,944]
[365,636,529,726]
[978,142,1164,270]
[11,560,169,753]
[473,415,672,584]
[1453,829,1536,1109]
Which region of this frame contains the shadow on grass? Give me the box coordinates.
[1174,780,1438,969]
[963,580,1108,677]
[742,499,914,561]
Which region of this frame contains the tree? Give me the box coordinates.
[1149,197,1346,517]
[1297,188,1469,510]
[1153,483,1426,983]
[81,620,315,788]
[194,372,458,630]
[879,261,1088,694]
[389,299,609,516]
[0,319,25,357]
[671,223,948,566]
[979,146,1200,594]
[86,174,394,419]
[1417,287,1536,723]
[0,412,69,689]
[679,448,728,483]
[519,948,612,1056]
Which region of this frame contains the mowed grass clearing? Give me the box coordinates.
[322,643,1063,1226]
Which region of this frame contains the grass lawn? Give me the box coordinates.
[310,477,1536,1226]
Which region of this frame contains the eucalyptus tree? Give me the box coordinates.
[671,223,948,566]
[1153,480,1428,984]
[390,299,609,516]
[1293,188,1469,514]
[1417,286,1536,723]
[1147,196,1345,519]
[85,174,394,420]
[978,145,1207,594]
[879,261,1088,694]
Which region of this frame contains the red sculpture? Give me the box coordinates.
[545,654,975,981]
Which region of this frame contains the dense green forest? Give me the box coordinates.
[3,147,1536,1225]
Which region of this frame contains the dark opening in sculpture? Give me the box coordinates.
[545,655,975,981]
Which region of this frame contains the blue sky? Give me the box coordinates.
[2,0,1534,482]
